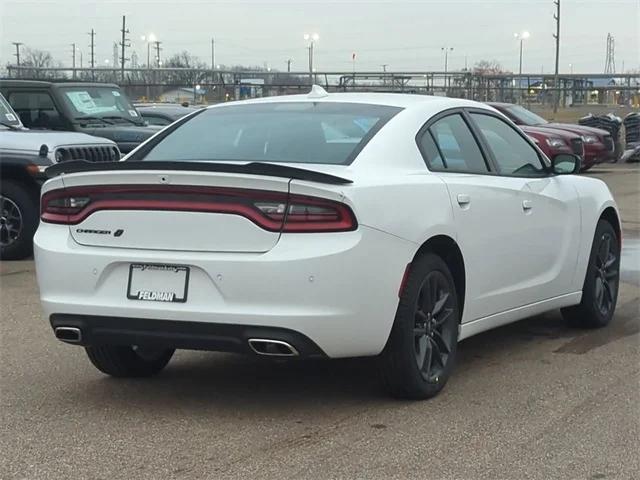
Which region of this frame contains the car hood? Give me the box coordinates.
[520,125,580,140]
[0,129,116,154]
[540,123,609,138]
[81,124,162,143]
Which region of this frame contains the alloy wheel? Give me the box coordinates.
[413,271,456,382]
[594,232,618,316]
[0,195,22,248]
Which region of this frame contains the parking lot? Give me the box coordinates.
[0,163,638,480]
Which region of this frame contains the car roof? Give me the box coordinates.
[207,91,492,112]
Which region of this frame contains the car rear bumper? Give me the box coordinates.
[50,314,327,357]
[34,222,415,358]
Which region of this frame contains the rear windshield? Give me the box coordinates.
[140,102,402,165]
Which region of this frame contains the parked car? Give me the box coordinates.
[36,90,620,400]
[0,81,161,154]
[487,102,615,170]
[134,103,200,126]
[520,125,585,163]
[0,93,120,260]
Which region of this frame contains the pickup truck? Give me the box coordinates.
[0,80,160,154]
[1,93,120,260]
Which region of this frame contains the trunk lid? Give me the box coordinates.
[59,169,292,253]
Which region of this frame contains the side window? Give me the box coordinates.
[427,114,488,173]
[470,113,545,177]
[417,130,445,169]
[7,91,63,129]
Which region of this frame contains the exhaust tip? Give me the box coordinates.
[54,327,82,344]
[248,338,299,357]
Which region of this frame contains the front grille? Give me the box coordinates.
[570,138,584,156]
[603,135,614,152]
[56,145,121,163]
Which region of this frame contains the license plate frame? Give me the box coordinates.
[127,263,190,303]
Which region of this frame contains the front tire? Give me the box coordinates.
[561,219,620,328]
[380,253,460,399]
[85,345,174,377]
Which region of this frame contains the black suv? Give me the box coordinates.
[0,80,160,154]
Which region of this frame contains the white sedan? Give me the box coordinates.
[34,89,621,399]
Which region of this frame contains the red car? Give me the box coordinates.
[519,125,585,163]
[488,103,615,170]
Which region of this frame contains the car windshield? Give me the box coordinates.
[60,86,144,125]
[140,102,402,165]
[0,93,22,128]
[505,105,549,126]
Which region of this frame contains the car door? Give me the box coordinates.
[468,110,581,306]
[417,110,577,323]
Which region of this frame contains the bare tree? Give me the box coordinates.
[473,60,507,75]
[20,48,60,79]
[164,51,209,86]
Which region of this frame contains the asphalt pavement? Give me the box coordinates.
[1,163,638,480]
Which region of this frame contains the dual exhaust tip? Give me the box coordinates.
[54,328,299,357]
[248,338,299,357]
[54,326,82,344]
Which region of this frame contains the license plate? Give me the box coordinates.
[127,264,189,303]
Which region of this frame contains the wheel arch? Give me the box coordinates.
[599,206,621,246]
[411,234,466,322]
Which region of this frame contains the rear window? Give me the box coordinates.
[140,102,402,165]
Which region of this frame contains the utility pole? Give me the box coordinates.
[119,15,130,82]
[12,42,23,66]
[70,43,77,78]
[154,41,162,68]
[11,42,23,78]
[380,64,388,86]
[553,0,560,113]
[88,29,96,79]
[211,38,215,70]
[211,37,216,83]
[287,59,292,73]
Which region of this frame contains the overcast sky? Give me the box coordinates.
[0,0,638,74]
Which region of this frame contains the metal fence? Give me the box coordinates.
[5,66,640,108]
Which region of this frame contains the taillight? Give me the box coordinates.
[41,186,357,233]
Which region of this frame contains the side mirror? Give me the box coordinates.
[552,153,581,174]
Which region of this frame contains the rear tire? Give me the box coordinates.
[85,345,174,377]
[380,253,460,399]
[0,180,38,260]
[561,219,620,328]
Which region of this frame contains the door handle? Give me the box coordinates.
[522,200,533,211]
[457,194,471,206]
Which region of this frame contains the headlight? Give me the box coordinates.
[546,137,566,148]
[582,134,598,144]
[54,149,65,162]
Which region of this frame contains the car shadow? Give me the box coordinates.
[63,309,607,413]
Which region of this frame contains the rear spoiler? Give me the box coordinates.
[45,160,353,185]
